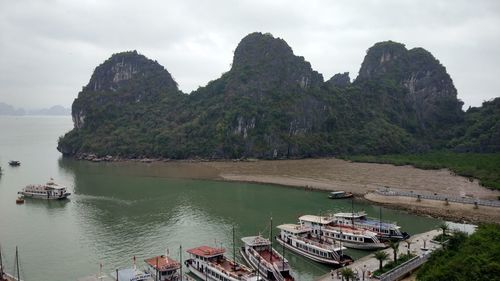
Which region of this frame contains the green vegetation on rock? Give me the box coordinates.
[57,33,499,168]
[417,224,500,281]
[344,151,500,190]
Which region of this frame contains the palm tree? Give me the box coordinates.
[373,250,389,271]
[389,240,400,262]
[340,267,355,281]
[439,222,449,243]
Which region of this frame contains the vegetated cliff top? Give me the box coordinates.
[57,32,496,159]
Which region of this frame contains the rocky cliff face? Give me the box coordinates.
[58,33,482,159]
[326,72,351,88]
[356,41,464,146]
[72,51,179,129]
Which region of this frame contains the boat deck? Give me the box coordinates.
[257,249,281,264]
[213,259,251,278]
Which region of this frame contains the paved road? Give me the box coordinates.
[315,229,441,281]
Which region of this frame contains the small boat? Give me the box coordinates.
[275,224,352,266]
[299,215,386,250]
[144,254,181,281]
[17,179,71,200]
[185,246,261,281]
[8,161,20,167]
[332,211,409,240]
[240,235,294,281]
[15,196,24,204]
[328,191,352,199]
[110,256,152,281]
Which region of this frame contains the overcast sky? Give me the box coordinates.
[1,0,499,109]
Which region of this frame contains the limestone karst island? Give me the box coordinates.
[1,1,499,281]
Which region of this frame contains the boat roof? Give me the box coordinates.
[241,235,271,247]
[329,191,346,194]
[334,212,367,219]
[144,255,180,271]
[299,215,334,224]
[187,246,225,257]
[111,268,151,281]
[277,224,311,234]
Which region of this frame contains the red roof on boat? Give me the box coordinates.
[187,246,225,257]
[144,255,180,271]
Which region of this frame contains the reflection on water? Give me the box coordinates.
[0,117,442,281]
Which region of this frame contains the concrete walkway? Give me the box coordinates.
[315,229,441,281]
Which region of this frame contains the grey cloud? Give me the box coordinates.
[0,0,499,109]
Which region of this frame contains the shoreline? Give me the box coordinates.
[67,156,500,223]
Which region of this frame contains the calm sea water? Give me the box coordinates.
[0,116,441,281]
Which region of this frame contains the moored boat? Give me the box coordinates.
[110,257,152,281]
[331,211,409,240]
[185,246,261,281]
[299,215,386,250]
[144,254,181,281]
[275,224,352,266]
[8,161,20,167]
[327,191,353,199]
[17,179,70,200]
[240,235,294,281]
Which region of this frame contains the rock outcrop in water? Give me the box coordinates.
[57,32,497,159]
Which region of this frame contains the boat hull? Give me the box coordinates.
[322,237,386,250]
[18,192,71,200]
[275,237,348,266]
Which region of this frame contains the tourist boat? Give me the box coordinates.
[111,257,152,281]
[299,215,386,250]
[275,224,352,266]
[17,179,71,200]
[8,161,20,167]
[331,211,409,240]
[144,254,181,281]
[15,196,24,204]
[328,191,353,199]
[240,235,294,281]
[185,246,261,281]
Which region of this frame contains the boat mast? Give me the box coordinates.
[179,245,183,281]
[281,238,285,272]
[351,197,355,226]
[0,244,3,279]
[15,246,20,281]
[318,213,322,243]
[232,225,236,270]
[269,217,273,263]
[379,207,382,235]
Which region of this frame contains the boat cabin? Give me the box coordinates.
[144,255,180,281]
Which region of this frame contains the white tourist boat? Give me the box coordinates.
[110,256,152,281]
[185,246,261,281]
[144,254,181,281]
[17,179,71,200]
[332,211,409,240]
[299,215,386,250]
[275,224,352,266]
[240,235,294,281]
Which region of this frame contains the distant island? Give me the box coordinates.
[0,102,71,116]
[57,32,499,161]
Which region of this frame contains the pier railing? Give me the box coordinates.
[378,252,430,281]
[375,189,500,208]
